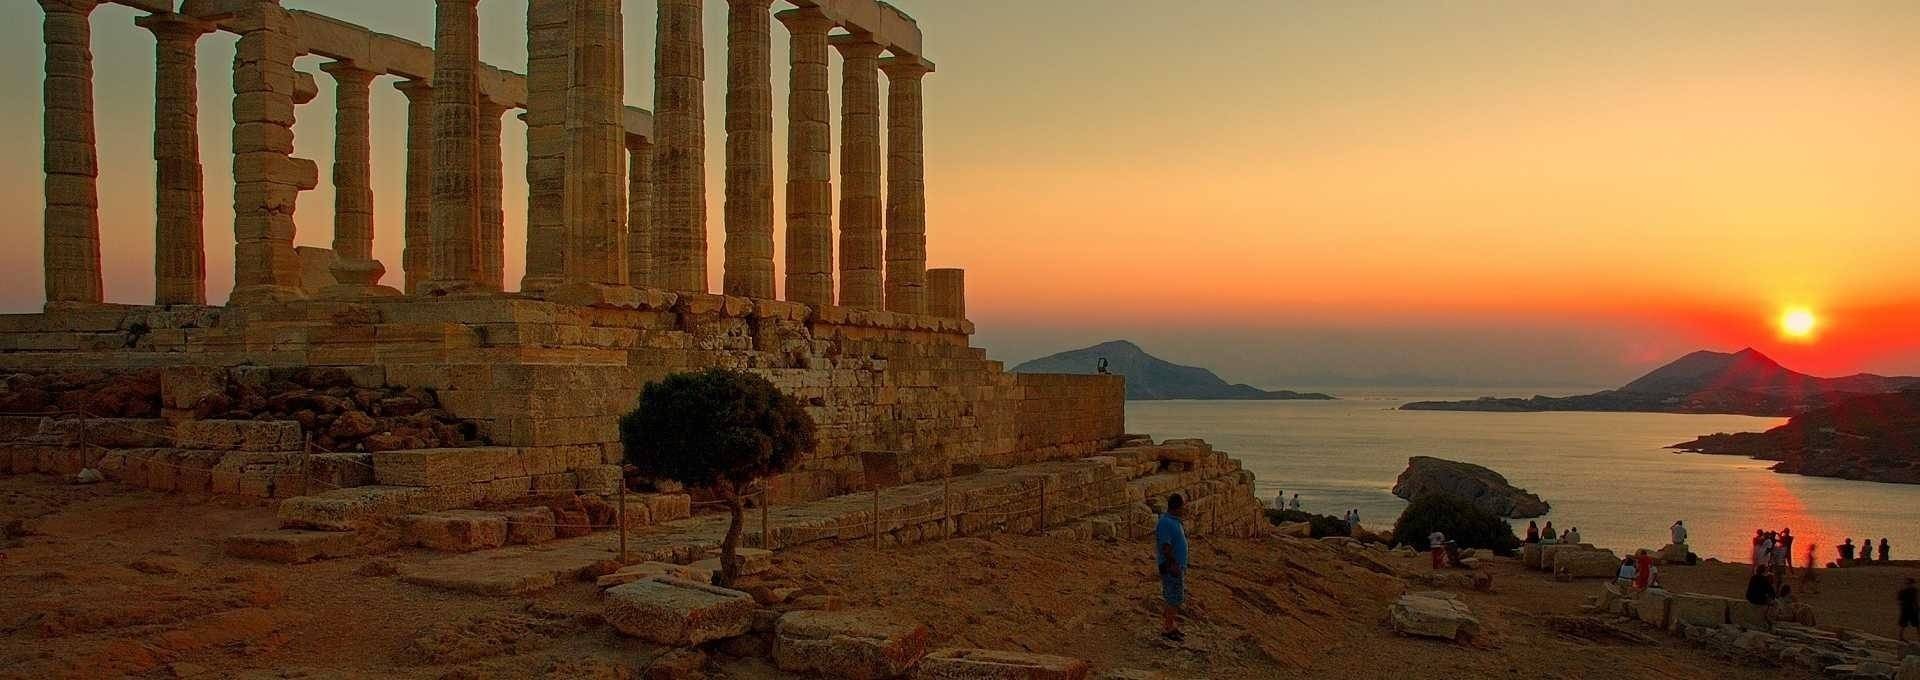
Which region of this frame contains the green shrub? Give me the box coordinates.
[620,368,816,586]
[1390,494,1521,554]
[1264,508,1352,539]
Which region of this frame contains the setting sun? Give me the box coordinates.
[1780,307,1819,340]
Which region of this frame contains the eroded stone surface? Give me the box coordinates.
[604,577,755,645]
[775,609,930,679]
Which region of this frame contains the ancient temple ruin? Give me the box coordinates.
[5,0,1136,509]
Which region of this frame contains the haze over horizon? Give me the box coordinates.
[3,0,1917,385]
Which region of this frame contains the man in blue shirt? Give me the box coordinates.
[1156,493,1190,642]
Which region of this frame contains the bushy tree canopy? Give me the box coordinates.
[619,368,816,491]
[1390,493,1521,554]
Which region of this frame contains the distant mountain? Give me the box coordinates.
[1672,388,1920,485]
[1011,340,1335,401]
[1401,348,1920,417]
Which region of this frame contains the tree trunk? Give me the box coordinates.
[718,486,744,588]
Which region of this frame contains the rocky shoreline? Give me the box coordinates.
[1672,390,1920,486]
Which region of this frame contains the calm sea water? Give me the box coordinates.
[1128,390,1920,563]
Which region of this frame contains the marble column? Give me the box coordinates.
[137,12,213,306]
[477,98,507,291]
[928,268,964,319]
[425,0,483,294]
[521,0,567,292]
[881,57,933,315]
[653,0,707,292]
[831,35,885,309]
[723,0,775,299]
[626,135,655,287]
[318,61,395,297]
[39,0,102,305]
[777,8,834,307]
[562,0,627,287]
[228,2,316,305]
[393,80,434,294]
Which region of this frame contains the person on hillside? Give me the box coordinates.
[1564,527,1582,545]
[1753,530,1770,571]
[1428,530,1448,570]
[1880,538,1891,562]
[1781,528,1795,568]
[1746,566,1776,606]
[1616,557,1637,585]
[1273,490,1285,511]
[1525,521,1540,544]
[1840,538,1857,564]
[1541,522,1558,543]
[1634,551,1655,590]
[1347,509,1361,535]
[1288,494,1301,512]
[1898,578,1919,643]
[1801,544,1821,595]
[1155,494,1190,643]
[1670,520,1688,546]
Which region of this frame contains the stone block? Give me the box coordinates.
[1728,601,1770,629]
[161,365,227,411]
[36,418,171,449]
[1668,593,1730,631]
[1552,548,1620,579]
[174,420,303,451]
[502,506,557,545]
[914,648,1090,680]
[774,609,930,679]
[1637,589,1673,629]
[1389,591,1479,642]
[638,493,692,523]
[693,547,773,577]
[224,529,361,564]
[574,464,622,495]
[604,577,756,646]
[595,562,710,589]
[374,447,518,486]
[405,510,508,552]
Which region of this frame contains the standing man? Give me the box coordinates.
[1156,494,1189,643]
[1781,528,1795,568]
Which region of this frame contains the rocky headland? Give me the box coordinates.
[1012,340,1335,401]
[1392,455,1550,518]
[1671,389,1920,485]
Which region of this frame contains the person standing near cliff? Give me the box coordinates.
[1156,494,1189,643]
[1670,520,1688,546]
[1781,528,1795,568]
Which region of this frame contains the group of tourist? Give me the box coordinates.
[1270,490,1301,512]
[1522,520,1582,545]
[1748,528,1797,572]
[1615,551,1661,590]
[1838,536,1892,565]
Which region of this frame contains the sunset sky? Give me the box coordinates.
[1,1,1916,388]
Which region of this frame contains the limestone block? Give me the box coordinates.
[406,510,508,552]
[914,648,1090,680]
[373,447,518,486]
[1728,601,1770,629]
[1389,591,1479,642]
[161,366,227,411]
[224,529,361,564]
[692,547,773,578]
[174,420,303,451]
[1552,548,1620,579]
[638,493,692,523]
[595,562,709,589]
[36,418,170,449]
[774,609,930,679]
[604,577,756,645]
[1637,589,1673,629]
[1668,593,1730,631]
[501,506,557,544]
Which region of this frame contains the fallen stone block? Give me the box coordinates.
[36,417,171,448]
[1552,548,1620,579]
[174,420,303,451]
[501,506,557,545]
[595,562,710,589]
[914,648,1090,680]
[1637,589,1673,629]
[604,577,756,646]
[1728,601,1770,629]
[374,447,518,486]
[1668,593,1731,631]
[774,609,930,679]
[1389,591,1479,642]
[405,510,508,552]
[224,529,361,564]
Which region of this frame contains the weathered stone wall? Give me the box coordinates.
[0,298,1124,503]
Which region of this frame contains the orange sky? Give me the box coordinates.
[0,1,1916,386]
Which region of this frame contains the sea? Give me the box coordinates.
[1127,388,1920,564]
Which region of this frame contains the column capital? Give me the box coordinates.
[625,132,651,151]
[135,12,216,40]
[38,0,98,15]
[318,60,378,84]
[878,56,935,79]
[725,0,775,7]
[774,7,833,33]
[392,78,433,100]
[829,33,886,59]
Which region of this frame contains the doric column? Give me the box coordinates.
[723,0,775,299]
[777,8,834,307]
[881,57,933,315]
[424,0,483,294]
[228,2,316,305]
[561,0,627,288]
[393,79,434,294]
[928,268,965,319]
[318,61,396,297]
[626,135,654,287]
[476,98,507,291]
[521,0,567,292]
[137,12,214,306]
[39,0,102,306]
[831,35,885,309]
[654,0,707,293]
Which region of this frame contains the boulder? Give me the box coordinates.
[1391,455,1549,518]
[774,609,930,679]
[914,648,1090,680]
[604,577,755,646]
[1668,593,1730,631]
[1388,591,1479,642]
[1656,542,1691,564]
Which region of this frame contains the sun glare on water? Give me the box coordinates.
[1779,307,1818,340]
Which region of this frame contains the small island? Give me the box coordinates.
[1391,456,1550,519]
[1011,340,1334,401]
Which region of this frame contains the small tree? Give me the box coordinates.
[1390,494,1522,555]
[620,368,816,587]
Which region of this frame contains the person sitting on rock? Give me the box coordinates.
[1898,577,1918,643]
[1840,538,1857,564]
[1155,493,1189,643]
[1288,494,1301,512]
[1563,527,1582,545]
[1524,521,1540,544]
[1541,522,1557,543]
[1616,557,1637,585]
[1670,520,1688,546]
[1746,566,1777,607]
[1428,530,1447,570]
[1880,538,1891,562]
[1634,551,1655,590]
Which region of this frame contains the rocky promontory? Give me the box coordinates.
[1391,456,1550,518]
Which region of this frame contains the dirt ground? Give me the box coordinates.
[1,475,1899,679]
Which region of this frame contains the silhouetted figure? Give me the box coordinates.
[1781,528,1795,568]
[1155,494,1189,642]
[1096,357,1110,375]
[1670,520,1688,546]
[1746,566,1776,606]
[1525,521,1540,544]
[1288,494,1301,511]
[1541,522,1557,543]
[1840,538,1857,564]
[1880,538,1891,562]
